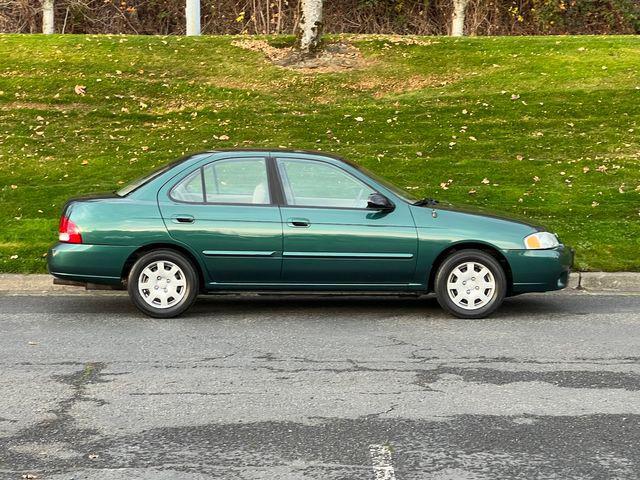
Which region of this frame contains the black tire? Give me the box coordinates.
[434,249,507,319]
[127,249,199,318]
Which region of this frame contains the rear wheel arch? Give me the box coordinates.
[427,242,513,295]
[121,243,206,292]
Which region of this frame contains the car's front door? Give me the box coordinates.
[158,156,282,285]
[275,156,418,286]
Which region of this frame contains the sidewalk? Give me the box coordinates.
[0,273,639,293]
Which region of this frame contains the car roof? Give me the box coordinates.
[202,148,356,165]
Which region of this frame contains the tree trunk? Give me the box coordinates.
[296,0,323,54]
[185,0,201,36]
[42,0,55,34]
[450,0,469,36]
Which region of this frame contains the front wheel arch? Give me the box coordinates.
[121,243,205,292]
[427,242,513,296]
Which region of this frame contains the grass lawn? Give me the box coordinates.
[0,33,638,273]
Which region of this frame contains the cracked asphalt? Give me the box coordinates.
[1,291,640,479]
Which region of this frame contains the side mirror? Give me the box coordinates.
[367,193,395,212]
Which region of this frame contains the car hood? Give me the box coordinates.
[431,201,545,231]
[409,200,545,251]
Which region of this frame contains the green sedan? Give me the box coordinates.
[49,149,573,319]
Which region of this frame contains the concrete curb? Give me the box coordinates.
[0,272,639,294]
[575,272,640,293]
[0,274,91,293]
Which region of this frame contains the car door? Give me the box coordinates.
[275,156,418,286]
[158,156,283,285]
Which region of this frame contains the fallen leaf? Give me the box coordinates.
[10,184,18,189]
[10,255,18,259]
[218,135,230,140]
[481,178,490,184]
[591,201,599,207]
[583,166,590,173]
[74,85,86,96]
[469,136,477,141]
[516,154,524,161]
[619,184,625,193]
[81,160,89,165]
[354,117,364,122]
[468,189,477,195]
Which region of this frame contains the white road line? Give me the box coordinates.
[369,444,397,480]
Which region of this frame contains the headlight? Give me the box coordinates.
[524,231,559,249]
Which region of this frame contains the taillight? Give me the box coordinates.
[58,216,83,244]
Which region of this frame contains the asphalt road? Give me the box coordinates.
[1,291,640,479]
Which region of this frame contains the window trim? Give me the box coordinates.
[274,157,385,211]
[167,156,275,207]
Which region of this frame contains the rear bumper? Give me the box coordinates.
[48,243,137,286]
[505,245,574,294]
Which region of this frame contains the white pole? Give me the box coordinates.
[43,0,55,34]
[185,0,201,36]
[450,0,469,37]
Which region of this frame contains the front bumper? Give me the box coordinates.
[48,242,137,286]
[505,245,574,294]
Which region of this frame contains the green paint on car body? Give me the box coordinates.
[48,150,573,296]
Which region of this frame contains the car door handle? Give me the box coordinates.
[287,218,310,227]
[172,215,195,224]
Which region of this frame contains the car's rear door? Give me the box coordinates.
[275,155,418,286]
[158,156,283,285]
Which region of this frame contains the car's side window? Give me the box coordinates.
[277,158,375,209]
[170,170,204,203]
[204,158,270,205]
[170,158,270,205]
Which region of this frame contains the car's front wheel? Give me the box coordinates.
[435,249,507,319]
[127,249,199,318]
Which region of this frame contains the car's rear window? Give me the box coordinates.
[116,154,205,197]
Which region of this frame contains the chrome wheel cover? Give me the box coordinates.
[446,261,496,310]
[138,260,187,309]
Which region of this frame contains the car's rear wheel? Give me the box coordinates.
[127,249,199,318]
[435,249,507,319]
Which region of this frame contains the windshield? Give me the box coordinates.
[351,163,420,203]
